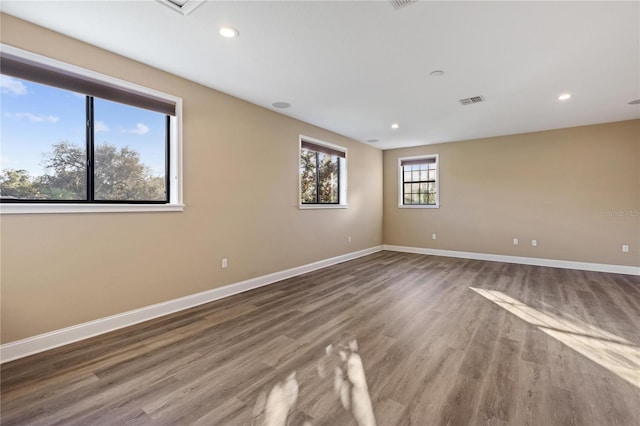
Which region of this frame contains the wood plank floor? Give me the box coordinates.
[2,251,639,425]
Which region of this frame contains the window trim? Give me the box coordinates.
[398,154,439,209]
[0,44,184,214]
[298,135,348,209]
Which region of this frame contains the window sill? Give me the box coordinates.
[398,204,440,209]
[0,203,185,215]
[299,204,348,210]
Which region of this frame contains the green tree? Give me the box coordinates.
[37,141,87,199]
[300,148,318,203]
[0,169,40,199]
[299,149,339,204]
[0,141,165,201]
[93,144,165,201]
[317,153,338,203]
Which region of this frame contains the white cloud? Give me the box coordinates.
[0,76,28,96]
[6,112,59,123]
[130,122,149,135]
[94,120,109,133]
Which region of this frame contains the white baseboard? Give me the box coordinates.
[0,246,383,364]
[383,245,640,276]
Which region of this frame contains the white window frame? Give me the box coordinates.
[398,154,439,209]
[298,135,348,209]
[0,44,184,215]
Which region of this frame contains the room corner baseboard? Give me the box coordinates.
[0,245,383,364]
[383,245,640,276]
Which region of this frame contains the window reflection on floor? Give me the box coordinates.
[470,287,640,388]
[253,340,376,426]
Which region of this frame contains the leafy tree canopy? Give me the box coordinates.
[0,141,165,201]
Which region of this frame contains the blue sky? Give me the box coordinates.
[1,75,166,177]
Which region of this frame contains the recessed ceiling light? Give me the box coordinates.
[219,26,239,38]
[391,123,399,129]
[272,102,291,109]
[628,99,640,105]
[558,93,572,101]
[429,70,444,77]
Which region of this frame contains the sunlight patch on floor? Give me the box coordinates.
[470,287,640,389]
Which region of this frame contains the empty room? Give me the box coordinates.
[0,1,638,425]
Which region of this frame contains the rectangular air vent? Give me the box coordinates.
[157,0,204,16]
[459,96,485,105]
[390,0,417,10]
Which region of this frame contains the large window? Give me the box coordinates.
[0,45,182,213]
[299,136,347,208]
[399,155,439,208]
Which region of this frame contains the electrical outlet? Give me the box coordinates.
[622,245,630,253]
[221,258,228,268]
[513,238,519,246]
[348,236,351,243]
[531,240,537,247]
[432,233,437,240]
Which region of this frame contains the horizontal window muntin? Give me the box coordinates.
[399,155,439,207]
[0,45,181,206]
[299,137,347,206]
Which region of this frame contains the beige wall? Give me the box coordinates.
[384,120,640,267]
[0,15,383,343]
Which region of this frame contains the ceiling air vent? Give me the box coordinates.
[389,0,417,10]
[459,96,485,106]
[157,0,205,16]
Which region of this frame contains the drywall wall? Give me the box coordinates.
[0,14,383,343]
[383,120,640,267]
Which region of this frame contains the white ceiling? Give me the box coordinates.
[2,0,639,150]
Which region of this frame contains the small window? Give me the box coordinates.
[0,45,183,214]
[299,136,347,208]
[398,155,439,208]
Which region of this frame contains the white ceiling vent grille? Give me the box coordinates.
[459,96,485,106]
[389,0,417,10]
[157,0,205,16]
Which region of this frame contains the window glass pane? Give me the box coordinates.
[0,77,86,200]
[300,148,317,203]
[93,98,167,201]
[318,153,339,203]
[400,157,437,206]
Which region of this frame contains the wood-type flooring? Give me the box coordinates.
[2,251,639,425]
